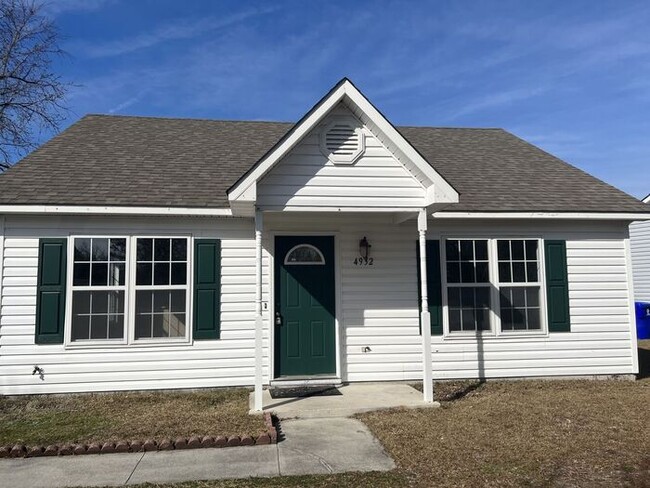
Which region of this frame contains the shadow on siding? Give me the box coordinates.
[638,341,650,380]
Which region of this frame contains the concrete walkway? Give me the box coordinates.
[0,418,395,487]
[255,382,440,419]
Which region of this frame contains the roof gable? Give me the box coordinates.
[256,103,427,210]
[227,78,459,215]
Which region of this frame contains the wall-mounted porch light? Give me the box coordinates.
[359,236,371,259]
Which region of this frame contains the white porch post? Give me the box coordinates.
[253,210,264,412]
[418,209,434,403]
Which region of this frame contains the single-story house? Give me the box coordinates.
[631,194,650,302]
[1,78,649,409]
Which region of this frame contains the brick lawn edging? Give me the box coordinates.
[0,412,277,458]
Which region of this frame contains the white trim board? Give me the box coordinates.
[624,235,639,374]
[0,206,233,216]
[227,78,459,211]
[0,206,647,221]
[0,215,4,318]
[431,212,650,221]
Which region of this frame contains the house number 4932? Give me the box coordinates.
[353,257,374,266]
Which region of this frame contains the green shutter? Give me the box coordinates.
[193,239,221,340]
[35,238,67,344]
[544,240,571,332]
[416,240,443,335]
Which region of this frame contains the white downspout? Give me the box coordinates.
[0,216,4,360]
[253,210,264,411]
[0,216,4,306]
[418,209,434,403]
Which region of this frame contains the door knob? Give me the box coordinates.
[275,311,283,326]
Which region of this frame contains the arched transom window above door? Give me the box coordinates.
[284,244,325,265]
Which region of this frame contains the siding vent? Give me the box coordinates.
[320,118,365,164]
[326,124,359,154]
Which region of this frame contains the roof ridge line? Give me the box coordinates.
[83,114,504,131]
[83,114,295,124]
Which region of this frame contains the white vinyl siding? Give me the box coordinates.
[426,221,635,379]
[0,214,637,395]
[0,215,270,394]
[265,216,637,382]
[630,220,650,302]
[257,104,426,210]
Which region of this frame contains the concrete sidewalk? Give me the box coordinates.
[0,418,395,487]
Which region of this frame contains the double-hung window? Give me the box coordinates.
[442,237,545,335]
[134,238,189,340]
[71,238,127,342]
[496,239,542,331]
[68,236,190,345]
[445,239,491,333]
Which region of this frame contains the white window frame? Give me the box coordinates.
[64,235,193,348]
[441,237,496,337]
[65,235,130,347]
[440,235,549,339]
[494,238,547,336]
[130,236,192,345]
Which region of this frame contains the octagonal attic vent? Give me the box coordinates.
[319,118,365,164]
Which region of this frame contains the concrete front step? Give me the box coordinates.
[252,382,440,419]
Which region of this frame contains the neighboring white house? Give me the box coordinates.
[631,193,650,302]
[0,79,649,410]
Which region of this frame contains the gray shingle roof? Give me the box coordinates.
[0,114,647,213]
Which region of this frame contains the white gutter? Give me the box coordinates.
[0,205,233,216]
[431,211,650,220]
[0,216,4,323]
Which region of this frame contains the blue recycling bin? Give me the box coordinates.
[636,302,650,340]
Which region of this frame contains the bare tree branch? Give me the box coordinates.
[0,0,69,171]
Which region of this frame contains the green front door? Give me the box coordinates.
[274,236,336,377]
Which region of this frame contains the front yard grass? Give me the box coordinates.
[125,340,650,488]
[122,472,410,488]
[0,388,266,446]
[6,342,650,487]
[358,339,650,487]
[362,378,650,487]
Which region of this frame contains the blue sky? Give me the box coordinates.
[43,0,650,198]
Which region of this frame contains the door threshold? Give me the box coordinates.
[270,376,343,387]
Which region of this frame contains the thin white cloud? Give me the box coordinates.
[42,0,114,16]
[73,6,280,58]
[514,131,585,146]
[107,94,144,114]
[449,86,548,119]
